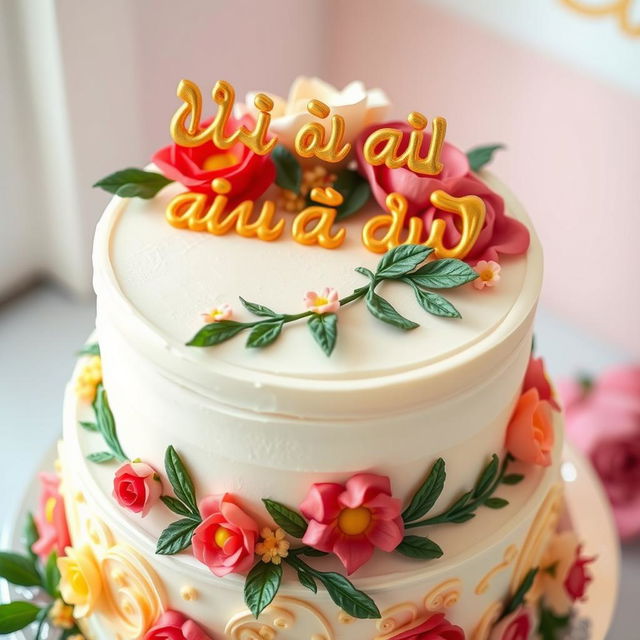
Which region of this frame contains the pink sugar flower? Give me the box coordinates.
[192,493,259,577]
[202,304,233,324]
[32,472,71,561]
[473,260,501,290]
[144,610,213,640]
[304,287,340,314]
[300,473,404,575]
[523,355,560,411]
[113,461,162,517]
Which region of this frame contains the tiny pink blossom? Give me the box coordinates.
[304,287,340,314]
[473,260,501,290]
[113,462,162,517]
[202,303,232,324]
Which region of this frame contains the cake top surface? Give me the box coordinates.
[93,77,541,402]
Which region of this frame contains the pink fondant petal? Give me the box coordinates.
[365,493,403,521]
[340,473,392,508]
[301,520,337,551]
[300,483,343,522]
[367,517,404,552]
[333,537,374,575]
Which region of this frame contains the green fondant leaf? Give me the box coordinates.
[502,473,525,486]
[155,518,199,555]
[484,497,509,509]
[297,547,328,558]
[313,571,380,619]
[77,342,100,356]
[296,569,317,593]
[402,458,446,523]
[93,386,128,462]
[366,290,419,330]
[187,320,248,347]
[307,313,338,357]
[375,245,432,279]
[79,421,98,432]
[23,513,39,563]
[405,283,461,319]
[449,490,474,515]
[410,259,478,289]
[0,552,41,587]
[447,512,476,524]
[239,297,281,318]
[42,551,60,598]
[0,602,41,633]
[473,454,500,498]
[504,568,539,616]
[354,266,375,281]
[34,604,53,640]
[273,146,302,193]
[86,451,116,463]
[246,321,284,349]
[537,605,571,640]
[466,144,505,172]
[395,535,443,559]
[333,169,371,220]
[262,499,308,538]
[160,496,199,519]
[244,561,283,618]
[164,446,199,517]
[94,168,173,199]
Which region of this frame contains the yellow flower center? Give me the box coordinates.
[338,507,372,536]
[203,152,239,171]
[480,269,494,282]
[214,526,233,548]
[45,497,57,523]
[70,568,89,598]
[314,297,328,306]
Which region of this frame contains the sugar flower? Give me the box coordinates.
[523,355,560,411]
[113,461,162,517]
[244,77,390,152]
[506,388,554,467]
[387,612,465,640]
[304,287,340,314]
[75,355,102,403]
[256,527,290,565]
[32,472,71,561]
[49,598,75,630]
[192,493,259,577]
[488,606,537,640]
[57,545,103,618]
[144,610,213,640]
[529,531,595,616]
[473,260,501,290]
[202,304,233,324]
[300,473,404,575]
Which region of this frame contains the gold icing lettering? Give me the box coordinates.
[170,79,276,155]
[294,99,351,163]
[292,187,347,249]
[363,113,447,175]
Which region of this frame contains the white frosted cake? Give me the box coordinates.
[7,78,596,640]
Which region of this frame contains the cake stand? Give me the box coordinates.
[1,442,620,639]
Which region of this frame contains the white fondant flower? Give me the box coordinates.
[202,303,233,324]
[473,260,501,290]
[304,287,340,314]
[244,77,390,151]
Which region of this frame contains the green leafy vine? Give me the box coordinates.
[187,244,478,356]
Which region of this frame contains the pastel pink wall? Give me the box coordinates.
[327,0,640,356]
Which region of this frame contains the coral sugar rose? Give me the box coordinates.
[152,115,275,209]
[300,473,404,575]
[192,493,258,577]
[389,613,465,640]
[488,606,536,640]
[506,388,554,467]
[113,462,162,517]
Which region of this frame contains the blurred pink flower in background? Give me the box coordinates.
[559,365,640,540]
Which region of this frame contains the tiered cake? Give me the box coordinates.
[47,78,593,640]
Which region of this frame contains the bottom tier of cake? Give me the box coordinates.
[58,368,572,640]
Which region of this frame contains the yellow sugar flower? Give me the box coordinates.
[75,356,102,403]
[49,598,75,629]
[58,545,103,618]
[256,527,290,565]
